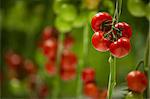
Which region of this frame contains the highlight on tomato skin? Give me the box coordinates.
[126,70,148,93]
[92,31,111,52]
[114,22,132,39]
[109,37,131,58]
[91,12,112,32]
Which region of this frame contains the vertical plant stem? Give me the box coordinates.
[144,31,150,98]
[52,33,64,99]
[107,54,116,99]
[76,23,89,99]
[107,0,122,98]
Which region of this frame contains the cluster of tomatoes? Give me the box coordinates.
[125,70,148,98]
[5,50,37,80]
[4,50,50,98]
[91,12,132,58]
[40,26,78,81]
[82,68,107,99]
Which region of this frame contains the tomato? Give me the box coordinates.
[114,22,132,39]
[126,70,148,93]
[59,4,77,22]
[99,89,107,99]
[82,68,95,84]
[61,50,77,71]
[42,26,58,41]
[60,69,76,81]
[38,84,48,98]
[91,12,112,32]
[45,61,56,76]
[42,39,57,60]
[109,37,131,58]
[23,59,37,75]
[83,83,99,97]
[127,0,146,17]
[125,91,143,99]
[55,17,72,33]
[64,35,75,49]
[53,0,64,14]
[73,12,88,28]
[92,31,111,52]
[5,51,23,69]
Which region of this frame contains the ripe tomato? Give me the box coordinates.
[61,50,77,71]
[92,31,111,52]
[45,61,56,76]
[91,12,112,32]
[23,59,37,75]
[126,70,148,93]
[38,84,48,98]
[82,68,95,84]
[42,26,58,41]
[59,4,77,22]
[114,22,132,39]
[64,35,75,49]
[60,69,76,81]
[5,51,23,69]
[42,39,57,60]
[83,83,99,97]
[109,37,131,58]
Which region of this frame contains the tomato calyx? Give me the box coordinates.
[135,60,145,71]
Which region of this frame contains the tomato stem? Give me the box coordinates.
[135,60,144,71]
[144,31,150,98]
[51,33,64,99]
[107,0,122,98]
[107,54,116,99]
[76,23,89,99]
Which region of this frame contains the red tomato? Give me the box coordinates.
[60,69,76,81]
[5,51,23,69]
[126,70,148,93]
[38,84,49,98]
[114,22,132,39]
[91,12,112,32]
[92,31,111,52]
[61,50,77,71]
[109,37,131,58]
[45,61,56,76]
[64,35,75,49]
[42,26,58,41]
[83,83,99,97]
[42,39,57,60]
[23,60,37,75]
[99,89,107,99]
[82,68,95,84]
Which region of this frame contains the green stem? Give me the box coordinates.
[52,33,64,99]
[144,31,150,98]
[76,23,89,99]
[107,54,116,99]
